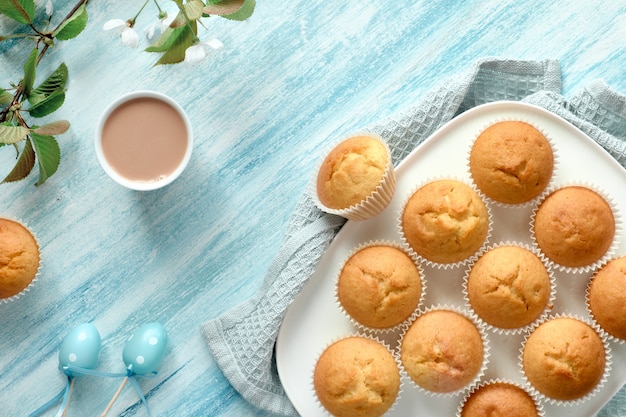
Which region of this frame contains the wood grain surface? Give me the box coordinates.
[0,1,624,416]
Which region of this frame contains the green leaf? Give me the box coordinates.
[0,123,29,144]
[146,26,180,52]
[22,47,37,98]
[220,0,254,21]
[53,4,88,40]
[0,0,35,24]
[30,132,60,185]
[0,89,13,105]
[29,63,68,105]
[32,120,70,136]
[27,90,65,117]
[184,0,204,20]
[203,0,245,16]
[2,137,35,183]
[154,22,196,65]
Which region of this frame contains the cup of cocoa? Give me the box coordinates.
[95,91,193,191]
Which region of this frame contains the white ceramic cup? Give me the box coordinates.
[94,91,193,191]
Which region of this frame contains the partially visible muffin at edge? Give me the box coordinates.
[316,135,391,210]
[401,179,489,264]
[400,309,485,393]
[314,336,400,417]
[588,256,626,340]
[460,382,539,417]
[533,186,615,268]
[466,245,551,330]
[0,218,40,300]
[522,317,606,401]
[338,244,423,329]
[470,120,554,204]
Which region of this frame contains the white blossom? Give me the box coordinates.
[184,39,224,64]
[144,14,174,42]
[45,0,53,17]
[103,19,140,49]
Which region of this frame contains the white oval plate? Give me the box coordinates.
[276,101,626,417]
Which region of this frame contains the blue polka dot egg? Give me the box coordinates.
[58,323,102,373]
[122,322,167,375]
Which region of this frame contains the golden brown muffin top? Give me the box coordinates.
[533,186,614,267]
[0,218,40,299]
[401,179,489,264]
[523,317,605,401]
[338,245,422,328]
[461,382,538,417]
[588,256,626,340]
[467,245,551,329]
[400,310,484,393]
[314,336,400,417]
[470,121,553,204]
[316,135,388,210]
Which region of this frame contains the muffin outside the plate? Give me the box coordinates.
[400,179,490,265]
[313,336,400,417]
[532,186,615,269]
[459,381,540,417]
[521,316,607,401]
[465,244,552,331]
[400,308,486,394]
[469,120,554,205]
[588,256,626,341]
[0,218,41,301]
[337,244,423,330]
[315,134,395,221]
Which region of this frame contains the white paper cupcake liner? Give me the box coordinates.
[456,378,545,417]
[397,177,493,270]
[335,240,427,334]
[466,117,559,209]
[461,241,556,335]
[310,333,403,417]
[585,257,626,345]
[0,216,42,304]
[310,131,397,221]
[518,313,612,406]
[396,304,491,398]
[529,182,621,274]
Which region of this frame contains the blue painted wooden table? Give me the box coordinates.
[1,1,624,416]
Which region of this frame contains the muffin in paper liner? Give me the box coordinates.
[396,304,490,398]
[586,256,626,344]
[311,334,403,417]
[518,313,612,406]
[529,182,621,274]
[456,378,545,417]
[466,117,558,209]
[311,132,396,221]
[397,177,493,270]
[335,240,426,334]
[0,216,42,304]
[461,241,556,335]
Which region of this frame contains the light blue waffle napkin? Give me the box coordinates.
[202,58,626,416]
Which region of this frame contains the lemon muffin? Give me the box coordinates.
[460,381,539,417]
[316,134,394,219]
[338,244,423,329]
[466,245,551,329]
[588,256,626,340]
[314,336,400,417]
[0,218,40,300]
[470,121,553,204]
[401,180,489,264]
[533,186,615,268]
[400,309,485,393]
[522,317,606,401]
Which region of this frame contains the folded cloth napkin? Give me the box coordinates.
[202,58,626,416]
